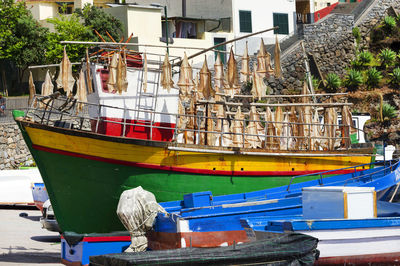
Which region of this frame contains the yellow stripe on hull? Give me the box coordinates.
[25,126,372,173]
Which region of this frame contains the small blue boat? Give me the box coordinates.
[148,160,400,250]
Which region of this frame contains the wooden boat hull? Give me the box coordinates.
[14,114,374,234]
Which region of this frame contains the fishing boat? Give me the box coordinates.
[147,160,400,250]
[242,181,400,264]
[14,32,375,235]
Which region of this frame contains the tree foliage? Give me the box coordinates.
[74,4,124,42]
[46,13,93,64]
[0,0,49,73]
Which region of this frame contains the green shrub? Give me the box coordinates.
[311,75,321,90]
[345,69,363,90]
[350,59,364,70]
[379,48,397,68]
[352,27,361,47]
[381,103,397,119]
[358,51,373,65]
[324,73,341,92]
[364,67,382,89]
[389,67,400,85]
[383,16,397,33]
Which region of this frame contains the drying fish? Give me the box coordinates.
[280,114,291,150]
[28,71,36,107]
[296,107,306,150]
[288,106,297,150]
[251,71,267,100]
[214,52,226,93]
[256,39,274,79]
[107,52,118,93]
[198,57,214,99]
[274,35,282,78]
[85,48,93,94]
[240,42,250,83]
[231,106,244,147]
[142,53,148,93]
[311,109,322,151]
[245,106,264,148]
[226,47,239,97]
[56,46,75,97]
[177,100,188,132]
[177,52,194,101]
[340,105,353,148]
[41,70,54,108]
[160,52,174,92]
[264,107,276,149]
[76,68,88,113]
[206,107,216,146]
[116,51,128,93]
[322,106,337,150]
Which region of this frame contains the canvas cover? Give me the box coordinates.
[117,186,166,252]
[90,232,319,265]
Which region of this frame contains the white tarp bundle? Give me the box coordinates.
[117,186,166,252]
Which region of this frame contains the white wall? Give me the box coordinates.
[232,0,296,55]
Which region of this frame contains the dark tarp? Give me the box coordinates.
[89,232,319,266]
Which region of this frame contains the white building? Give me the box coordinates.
[107,0,296,67]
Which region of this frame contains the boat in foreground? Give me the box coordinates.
[148,160,400,249]
[242,183,400,264]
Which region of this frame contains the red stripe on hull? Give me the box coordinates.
[316,252,400,265]
[32,144,358,177]
[147,230,249,250]
[90,117,174,141]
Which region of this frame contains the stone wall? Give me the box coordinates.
[0,122,33,170]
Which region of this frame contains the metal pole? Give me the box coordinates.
[165,6,169,55]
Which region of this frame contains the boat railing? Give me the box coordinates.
[26,93,362,152]
[286,160,399,192]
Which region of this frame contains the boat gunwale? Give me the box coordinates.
[16,117,375,157]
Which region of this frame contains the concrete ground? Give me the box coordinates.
[0,206,61,265]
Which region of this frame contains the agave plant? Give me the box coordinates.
[383,16,397,33]
[345,69,363,90]
[324,73,341,92]
[381,103,397,120]
[358,51,373,65]
[350,59,364,70]
[389,67,400,85]
[352,27,361,47]
[379,48,397,68]
[365,67,382,89]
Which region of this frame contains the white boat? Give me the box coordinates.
[0,168,43,205]
[242,182,400,264]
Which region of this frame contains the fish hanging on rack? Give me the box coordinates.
[288,106,297,150]
[226,47,239,97]
[296,106,306,150]
[274,35,282,79]
[245,106,264,149]
[264,107,276,149]
[240,42,250,83]
[301,81,311,104]
[41,70,54,108]
[116,51,128,94]
[56,46,75,97]
[214,95,227,146]
[184,99,195,144]
[256,39,274,79]
[177,52,194,102]
[160,52,175,92]
[311,109,322,151]
[85,48,94,94]
[322,105,338,150]
[107,52,118,93]
[142,52,148,93]
[76,68,88,113]
[303,105,313,150]
[251,71,268,100]
[214,52,226,94]
[341,105,353,148]
[177,100,188,132]
[28,71,36,107]
[198,56,214,100]
[206,107,216,146]
[280,113,292,150]
[231,106,244,147]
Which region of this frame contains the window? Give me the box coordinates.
[239,10,252,33]
[273,13,289,35]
